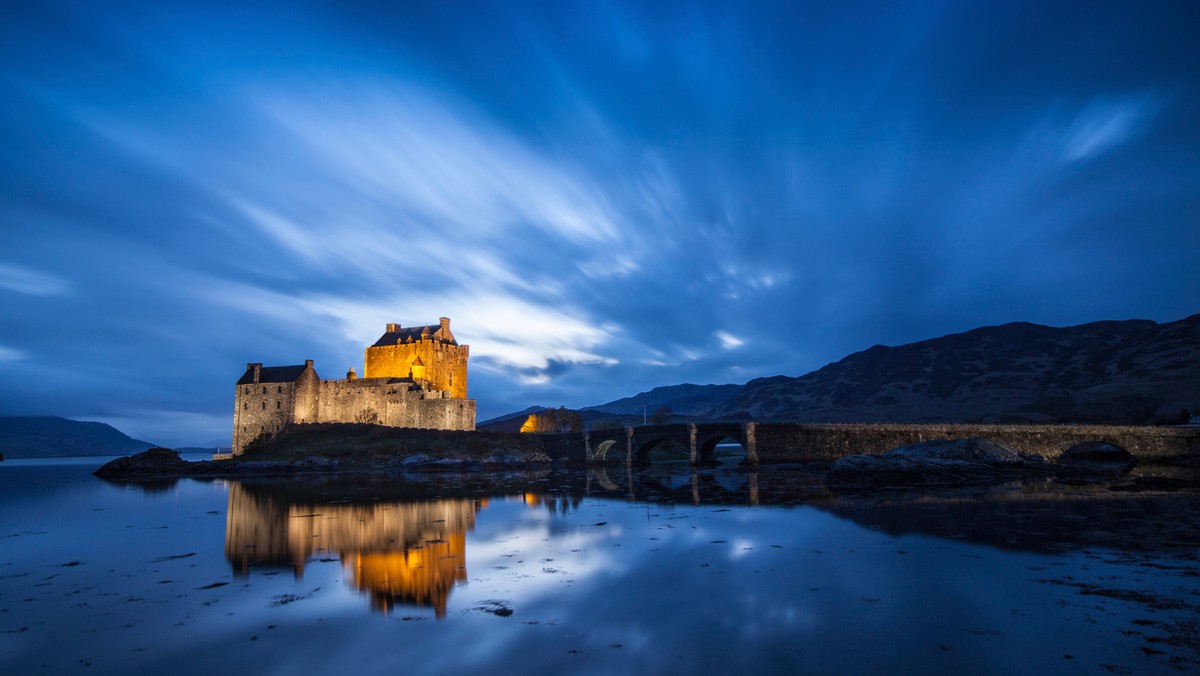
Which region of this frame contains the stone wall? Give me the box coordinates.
[750,423,1200,463]
[233,380,296,454]
[535,422,1200,467]
[234,376,476,454]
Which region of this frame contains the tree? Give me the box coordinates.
[651,405,673,425]
[519,407,583,433]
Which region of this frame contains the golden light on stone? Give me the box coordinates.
[232,317,474,454]
[225,484,483,618]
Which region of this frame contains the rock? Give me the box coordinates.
[1056,442,1136,476]
[828,437,1048,489]
[94,447,190,479]
[483,452,553,465]
[294,456,337,470]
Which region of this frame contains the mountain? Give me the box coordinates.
[582,383,743,417]
[0,416,156,458]
[706,314,1200,424]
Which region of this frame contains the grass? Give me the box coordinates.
[239,423,547,461]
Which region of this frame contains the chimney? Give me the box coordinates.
[248,363,262,383]
[304,359,314,369]
[347,367,357,380]
[439,317,450,331]
[386,323,400,333]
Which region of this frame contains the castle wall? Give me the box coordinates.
[364,339,469,399]
[233,376,476,454]
[233,380,297,454]
[293,368,321,423]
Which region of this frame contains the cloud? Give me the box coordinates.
[1032,94,1161,165]
[0,345,26,361]
[0,263,70,296]
[1059,95,1162,164]
[198,278,618,374]
[715,331,744,349]
[252,81,624,246]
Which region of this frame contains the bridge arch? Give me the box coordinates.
[591,439,620,463]
[633,437,671,465]
[695,433,748,466]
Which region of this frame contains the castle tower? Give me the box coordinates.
[363,318,468,399]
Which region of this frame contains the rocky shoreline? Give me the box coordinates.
[94,435,1198,492]
[93,446,556,480]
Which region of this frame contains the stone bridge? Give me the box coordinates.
[535,422,1200,466]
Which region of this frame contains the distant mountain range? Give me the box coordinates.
[486,314,1199,427]
[582,383,745,417]
[0,417,155,458]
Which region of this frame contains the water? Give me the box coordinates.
[2,457,1198,674]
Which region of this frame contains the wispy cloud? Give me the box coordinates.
[0,263,70,296]
[1059,95,1162,164]
[1022,94,1161,165]
[254,81,624,246]
[0,345,26,361]
[715,331,744,349]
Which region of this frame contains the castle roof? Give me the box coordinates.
[237,364,308,385]
[371,324,458,347]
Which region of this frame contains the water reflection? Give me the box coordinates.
[224,467,1200,622]
[595,465,1200,556]
[226,483,481,617]
[5,460,1199,673]
[225,481,585,617]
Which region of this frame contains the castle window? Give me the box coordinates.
[277,385,282,393]
[276,401,281,410]
[261,401,266,410]
[262,386,267,394]
[242,402,247,410]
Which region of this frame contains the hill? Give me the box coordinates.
[582,383,742,417]
[707,314,1200,424]
[0,416,155,458]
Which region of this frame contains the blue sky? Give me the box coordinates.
[1,1,1197,446]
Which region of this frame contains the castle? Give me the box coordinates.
[232,317,476,454]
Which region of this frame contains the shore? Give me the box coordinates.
[93,424,1200,494]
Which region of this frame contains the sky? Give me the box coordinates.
[1,0,1197,446]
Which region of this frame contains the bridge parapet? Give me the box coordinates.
[751,423,1200,463]
[530,422,1199,467]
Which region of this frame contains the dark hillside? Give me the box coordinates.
[0,416,155,458]
[707,314,1200,424]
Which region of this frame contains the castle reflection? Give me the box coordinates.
[225,483,484,617]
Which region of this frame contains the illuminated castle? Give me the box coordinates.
[232,318,475,454]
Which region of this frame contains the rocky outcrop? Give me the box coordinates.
[92,428,558,481]
[93,447,191,479]
[827,437,1051,489]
